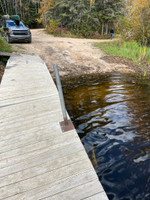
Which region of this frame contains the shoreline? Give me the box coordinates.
[0,55,149,85]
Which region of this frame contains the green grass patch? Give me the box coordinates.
[94,41,150,64]
[0,37,12,53]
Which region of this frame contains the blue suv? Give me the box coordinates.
[1,15,32,43]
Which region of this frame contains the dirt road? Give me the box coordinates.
[12,29,135,79]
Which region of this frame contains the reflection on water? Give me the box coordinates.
[63,73,150,200]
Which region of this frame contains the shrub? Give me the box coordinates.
[53,27,70,35]
[46,19,58,34]
[0,27,6,37]
[123,29,134,41]
[0,37,12,52]
[89,32,101,39]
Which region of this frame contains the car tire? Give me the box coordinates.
[7,35,11,43]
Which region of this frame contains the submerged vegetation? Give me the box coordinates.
[95,41,150,64]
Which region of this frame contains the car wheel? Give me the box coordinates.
[7,35,11,43]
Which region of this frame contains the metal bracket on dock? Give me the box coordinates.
[60,119,74,133]
[53,64,74,133]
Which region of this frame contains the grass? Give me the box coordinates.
[94,40,150,64]
[0,37,12,82]
[0,37,12,53]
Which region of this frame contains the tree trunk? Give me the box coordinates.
[101,23,104,35]
[105,23,108,35]
[3,0,7,14]
[0,0,5,13]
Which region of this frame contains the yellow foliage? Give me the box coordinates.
[24,7,28,12]
[131,0,149,15]
[127,0,150,42]
[39,0,55,16]
[90,0,95,6]
[46,19,57,33]
[38,0,56,25]
[37,18,42,24]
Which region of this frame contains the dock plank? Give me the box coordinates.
[0,142,84,177]
[83,192,109,200]
[0,160,93,199]
[0,131,78,159]
[0,150,86,188]
[5,170,99,200]
[43,180,103,200]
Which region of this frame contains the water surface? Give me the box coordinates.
[63,73,150,200]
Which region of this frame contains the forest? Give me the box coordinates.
[0,0,150,44]
[0,0,41,27]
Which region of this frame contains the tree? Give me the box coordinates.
[0,0,41,27]
[39,0,124,37]
[122,0,150,44]
[94,0,124,35]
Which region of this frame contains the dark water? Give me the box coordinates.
[62,73,150,200]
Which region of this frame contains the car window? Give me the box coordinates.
[6,21,16,27]
[6,21,25,27]
[19,22,24,27]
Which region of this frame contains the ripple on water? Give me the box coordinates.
[63,73,150,200]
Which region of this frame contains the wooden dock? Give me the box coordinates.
[0,54,108,200]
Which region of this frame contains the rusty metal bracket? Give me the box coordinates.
[60,119,74,132]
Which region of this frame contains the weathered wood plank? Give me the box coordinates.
[83,192,109,200]
[42,180,103,200]
[4,170,99,200]
[0,96,60,125]
[0,130,78,158]
[0,160,94,199]
[0,142,84,178]
[0,107,63,138]
[0,123,60,145]
[0,150,86,188]
[0,98,61,131]
[0,138,82,168]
